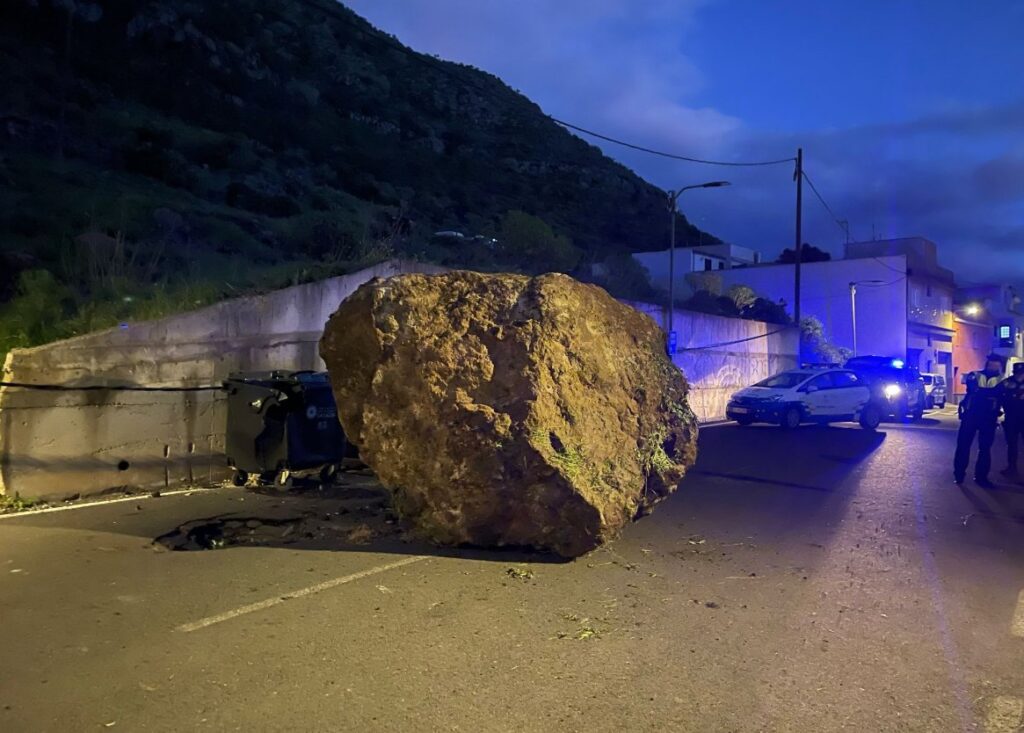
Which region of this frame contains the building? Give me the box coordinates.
[685,237,956,383]
[633,243,762,293]
[846,238,956,379]
[956,283,1024,364]
[952,308,995,399]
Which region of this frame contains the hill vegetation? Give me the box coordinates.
[0,0,718,358]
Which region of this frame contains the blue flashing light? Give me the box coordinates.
[891,358,905,368]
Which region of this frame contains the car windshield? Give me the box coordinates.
[754,371,808,389]
[849,366,904,382]
[922,375,933,384]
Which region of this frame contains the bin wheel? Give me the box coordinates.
[319,464,338,486]
[274,469,292,489]
[231,470,249,487]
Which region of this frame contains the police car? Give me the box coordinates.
[726,367,881,430]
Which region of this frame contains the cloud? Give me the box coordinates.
[342,1,1024,285]
[343,0,740,154]
[697,100,1024,283]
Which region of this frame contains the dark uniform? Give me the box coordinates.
[1000,364,1024,476]
[954,370,1003,484]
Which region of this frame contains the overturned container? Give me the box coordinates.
[224,370,350,487]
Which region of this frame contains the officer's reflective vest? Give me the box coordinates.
[962,371,1002,417]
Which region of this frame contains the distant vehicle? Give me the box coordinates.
[726,367,880,430]
[844,355,927,420]
[920,373,947,409]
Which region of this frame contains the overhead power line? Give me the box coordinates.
[285,0,795,169]
[552,119,796,167]
[801,170,849,237]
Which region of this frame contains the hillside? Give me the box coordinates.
[0,0,716,355]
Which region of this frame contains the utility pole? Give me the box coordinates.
[794,147,803,325]
[849,282,858,357]
[668,201,676,341]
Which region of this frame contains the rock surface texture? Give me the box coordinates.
[319,271,698,557]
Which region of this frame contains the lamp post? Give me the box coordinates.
[666,181,731,349]
[849,279,885,356]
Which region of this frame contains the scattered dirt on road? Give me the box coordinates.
[152,482,404,551]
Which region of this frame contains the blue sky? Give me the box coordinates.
[344,0,1024,285]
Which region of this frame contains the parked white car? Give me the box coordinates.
[727,368,881,430]
[921,373,947,409]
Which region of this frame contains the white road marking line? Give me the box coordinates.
[0,487,229,520]
[985,696,1023,733]
[1012,590,1024,638]
[176,555,429,633]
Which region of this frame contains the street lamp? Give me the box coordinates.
[849,279,885,357]
[964,303,981,317]
[666,181,731,348]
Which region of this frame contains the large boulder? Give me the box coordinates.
[319,271,697,557]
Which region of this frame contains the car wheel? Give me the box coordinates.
[938,400,946,409]
[274,469,293,489]
[231,469,248,487]
[780,407,801,429]
[859,404,882,431]
[911,406,924,421]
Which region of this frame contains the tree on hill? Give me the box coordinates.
[777,243,832,263]
[494,210,581,275]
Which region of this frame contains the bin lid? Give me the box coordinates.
[226,370,330,387]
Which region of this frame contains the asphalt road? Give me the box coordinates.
[2,409,1023,732]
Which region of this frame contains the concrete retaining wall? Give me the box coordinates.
[625,302,799,422]
[0,260,445,500]
[1,264,796,500]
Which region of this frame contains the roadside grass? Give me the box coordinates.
[0,493,47,514]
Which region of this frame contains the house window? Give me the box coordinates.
[717,261,725,270]
[704,258,712,271]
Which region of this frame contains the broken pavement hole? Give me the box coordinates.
[152,501,406,552]
[154,515,307,551]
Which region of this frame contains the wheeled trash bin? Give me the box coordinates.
[224,370,349,487]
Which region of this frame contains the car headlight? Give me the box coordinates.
[883,384,901,399]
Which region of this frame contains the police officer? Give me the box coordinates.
[954,355,1004,487]
[999,362,1024,479]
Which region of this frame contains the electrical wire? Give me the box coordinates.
[550,119,796,167]
[0,381,224,392]
[801,171,849,236]
[678,327,790,352]
[285,0,796,169]
[872,257,908,275]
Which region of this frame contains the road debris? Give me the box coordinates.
[506,567,535,581]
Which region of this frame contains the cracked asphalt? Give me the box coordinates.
[1,408,1023,732]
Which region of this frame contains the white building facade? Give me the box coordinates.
[633,243,762,293]
[675,238,956,382]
